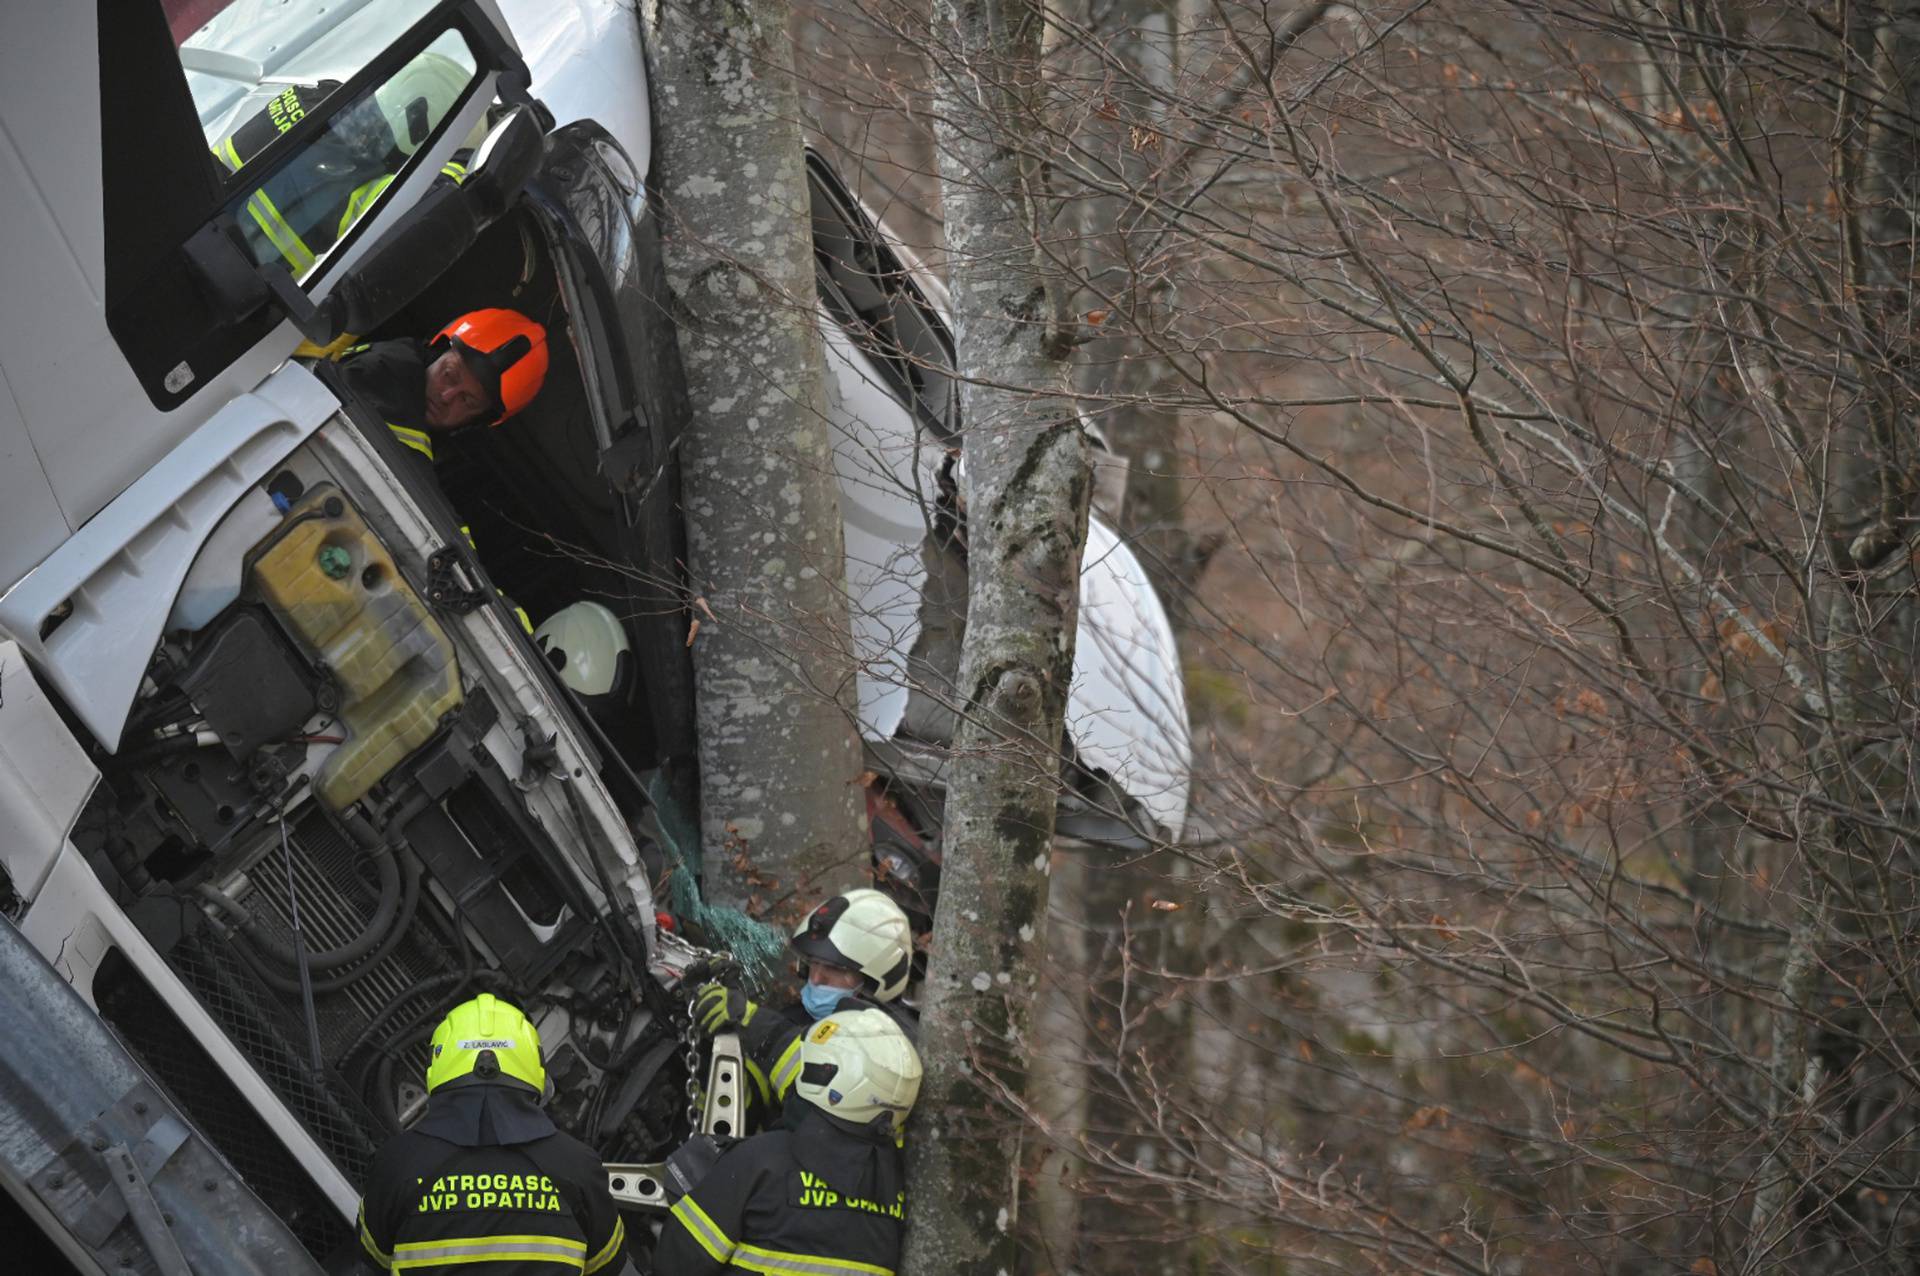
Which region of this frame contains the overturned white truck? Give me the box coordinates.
[0,0,1189,1270]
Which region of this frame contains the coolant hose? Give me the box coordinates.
[198,841,401,973]
[198,807,409,972]
[220,851,424,997]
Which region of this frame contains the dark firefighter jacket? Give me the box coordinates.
[653,1105,906,1276]
[335,338,442,472]
[749,996,918,1114]
[356,1082,628,1274]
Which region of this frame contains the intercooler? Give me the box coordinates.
[229,808,460,1060]
[159,806,464,1204]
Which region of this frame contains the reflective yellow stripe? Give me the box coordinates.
[338,160,466,239]
[393,1233,588,1271]
[358,1208,393,1270]
[670,1195,735,1264]
[734,1244,894,1276]
[770,1037,804,1098]
[214,137,244,172]
[389,425,436,460]
[339,174,396,238]
[246,188,316,275]
[583,1217,626,1274]
[743,1056,772,1108]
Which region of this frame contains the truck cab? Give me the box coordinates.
[0,0,1188,1268]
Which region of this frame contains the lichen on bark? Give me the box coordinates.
[901,0,1093,1253]
[642,0,869,913]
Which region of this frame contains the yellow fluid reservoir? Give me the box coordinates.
[251,487,462,810]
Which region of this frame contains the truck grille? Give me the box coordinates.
[94,949,349,1263]
[167,929,383,1178]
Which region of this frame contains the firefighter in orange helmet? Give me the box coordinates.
[325,309,550,632]
[334,308,551,466]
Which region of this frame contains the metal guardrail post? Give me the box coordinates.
[0,913,326,1275]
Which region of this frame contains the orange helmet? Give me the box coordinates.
[433,308,549,425]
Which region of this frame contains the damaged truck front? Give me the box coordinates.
[0,1,704,1269]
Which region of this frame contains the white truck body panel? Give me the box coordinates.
[0,641,101,905]
[823,319,932,740]
[1074,519,1190,836]
[0,363,341,751]
[496,0,653,177]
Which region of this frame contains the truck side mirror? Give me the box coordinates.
[299,105,548,341]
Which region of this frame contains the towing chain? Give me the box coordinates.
[682,992,704,1131]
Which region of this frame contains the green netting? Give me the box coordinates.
[644,773,787,987]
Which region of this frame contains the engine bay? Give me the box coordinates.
[70,451,692,1265]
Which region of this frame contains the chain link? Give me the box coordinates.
[682,992,704,1130]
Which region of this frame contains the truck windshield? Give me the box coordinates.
[170,0,440,160]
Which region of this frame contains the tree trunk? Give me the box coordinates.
[901,0,1094,1264]
[643,0,869,912]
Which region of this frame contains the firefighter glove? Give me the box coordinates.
[694,982,757,1035]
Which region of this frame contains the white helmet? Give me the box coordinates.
[535,602,631,699]
[795,1009,921,1131]
[374,50,473,157]
[791,888,914,1002]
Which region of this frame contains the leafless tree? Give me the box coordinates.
[644,0,871,912]
[781,0,1920,1271]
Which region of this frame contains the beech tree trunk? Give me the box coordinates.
[901,0,1094,1265]
[643,0,869,909]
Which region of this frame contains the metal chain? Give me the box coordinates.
[682,992,704,1130]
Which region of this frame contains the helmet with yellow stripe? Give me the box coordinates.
[795,1008,921,1131]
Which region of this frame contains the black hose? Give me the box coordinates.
[223,851,423,996]
[368,1022,436,1134]
[558,777,646,992]
[341,972,469,1067]
[342,891,485,1099]
[197,809,410,973]
[591,1036,678,1144]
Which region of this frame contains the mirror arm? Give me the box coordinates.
[462,1,533,105]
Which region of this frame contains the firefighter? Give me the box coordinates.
[653,1008,921,1276]
[321,308,546,633]
[333,307,550,469]
[693,888,916,1114]
[213,49,476,279]
[355,993,631,1275]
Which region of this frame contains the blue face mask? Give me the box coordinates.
[801,981,847,1021]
